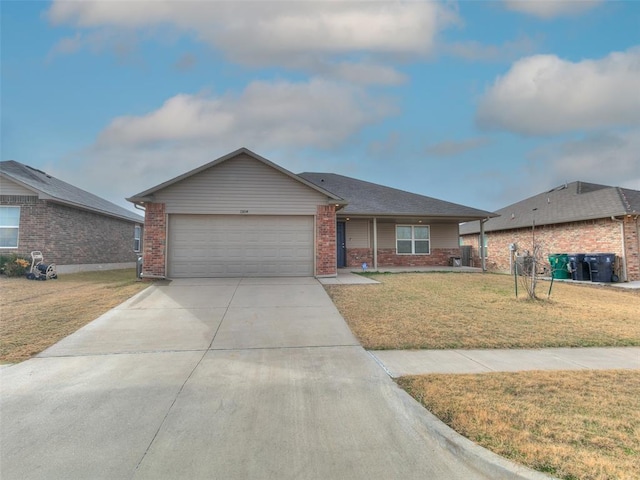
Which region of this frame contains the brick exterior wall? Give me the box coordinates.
[142,202,166,278]
[1,196,140,266]
[316,205,337,276]
[344,247,461,268]
[623,216,640,281]
[460,217,640,281]
[346,247,373,267]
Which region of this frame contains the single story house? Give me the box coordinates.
[128,148,496,278]
[0,160,144,273]
[460,181,640,282]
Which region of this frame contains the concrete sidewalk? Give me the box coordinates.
[370,347,640,377]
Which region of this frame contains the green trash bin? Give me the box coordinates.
[548,253,570,279]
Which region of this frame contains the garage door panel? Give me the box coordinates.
[168,215,314,277]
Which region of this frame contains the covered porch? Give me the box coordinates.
[335,215,474,271]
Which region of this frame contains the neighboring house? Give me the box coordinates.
[128,148,495,278]
[460,181,640,282]
[0,161,144,273]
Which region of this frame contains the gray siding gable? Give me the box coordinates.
[128,147,343,205]
[151,153,334,215]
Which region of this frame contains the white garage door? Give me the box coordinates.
[168,215,314,277]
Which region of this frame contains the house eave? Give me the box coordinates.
[460,212,629,235]
[337,212,497,221]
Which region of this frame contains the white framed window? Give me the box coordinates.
[0,206,20,248]
[134,225,141,252]
[396,225,430,255]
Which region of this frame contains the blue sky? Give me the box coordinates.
[2,1,639,213]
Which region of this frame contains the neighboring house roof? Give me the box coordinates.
[0,160,143,223]
[299,172,496,220]
[460,181,640,235]
[127,147,344,204]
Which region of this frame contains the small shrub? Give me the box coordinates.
[0,254,32,277]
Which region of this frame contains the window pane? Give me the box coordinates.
[0,228,18,248]
[397,240,412,254]
[414,226,429,239]
[0,207,20,227]
[396,226,412,240]
[415,240,430,254]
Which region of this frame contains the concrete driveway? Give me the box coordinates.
[1,278,544,480]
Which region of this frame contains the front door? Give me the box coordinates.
[336,221,346,268]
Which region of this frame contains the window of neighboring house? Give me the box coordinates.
[0,206,20,248]
[396,225,430,254]
[134,225,141,252]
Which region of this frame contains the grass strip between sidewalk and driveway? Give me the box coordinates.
[0,269,149,363]
[324,272,640,350]
[398,370,640,480]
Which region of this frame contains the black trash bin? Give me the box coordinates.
[584,253,616,283]
[568,253,590,281]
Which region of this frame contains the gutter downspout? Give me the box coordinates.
[611,216,628,282]
[373,217,378,271]
[480,218,489,272]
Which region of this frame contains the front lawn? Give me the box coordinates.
[0,269,149,363]
[399,370,640,480]
[325,272,640,350]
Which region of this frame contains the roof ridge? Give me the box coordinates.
[302,172,446,202]
[617,187,633,214]
[1,161,47,184]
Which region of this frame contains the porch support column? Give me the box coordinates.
[373,217,378,270]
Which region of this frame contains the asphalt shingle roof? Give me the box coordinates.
[1,160,143,223]
[299,172,495,220]
[460,181,640,235]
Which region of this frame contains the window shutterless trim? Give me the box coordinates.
[396,224,430,255]
[0,206,20,248]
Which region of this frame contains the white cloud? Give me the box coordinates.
[473,129,640,210]
[47,1,458,69]
[503,0,602,19]
[476,48,640,135]
[48,28,141,64]
[326,62,407,86]
[528,129,640,190]
[173,53,197,72]
[97,79,396,149]
[444,36,538,62]
[424,137,492,157]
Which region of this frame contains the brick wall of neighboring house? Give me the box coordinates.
[142,202,166,278]
[316,205,337,276]
[461,217,640,281]
[1,196,140,266]
[1,195,44,256]
[623,216,640,281]
[344,247,462,268]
